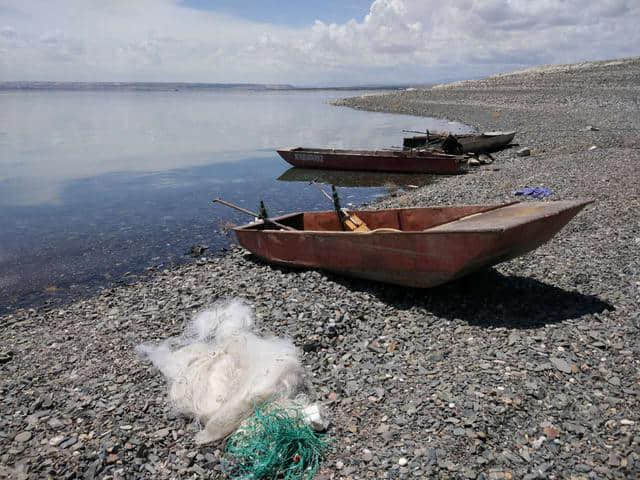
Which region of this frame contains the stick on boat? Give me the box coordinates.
[308,181,369,232]
[212,198,297,231]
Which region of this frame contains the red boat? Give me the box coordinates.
[276,147,467,174]
[233,199,592,288]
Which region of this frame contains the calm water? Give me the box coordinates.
[0,89,469,311]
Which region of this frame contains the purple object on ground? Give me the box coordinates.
[514,186,552,199]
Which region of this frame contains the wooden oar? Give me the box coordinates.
[212,198,297,231]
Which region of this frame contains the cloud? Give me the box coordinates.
[0,0,638,85]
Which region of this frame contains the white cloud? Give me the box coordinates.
[0,0,638,85]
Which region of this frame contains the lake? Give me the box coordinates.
[0,88,469,312]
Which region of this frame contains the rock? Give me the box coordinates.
[487,471,513,480]
[574,463,592,472]
[519,447,531,462]
[478,154,494,164]
[531,436,546,449]
[361,449,373,462]
[468,158,481,166]
[516,147,531,157]
[14,431,32,443]
[47,418,64,429]
[542,425,559,439]
[48,435,65,446]
[588,145,598,151]
[0,350,14,364]
[398,457,408,466]
[550,357,574,373]
[59,437,77,449]
[187,244,209,257]
[585,125,599,131]
[607,376,621,386]
[608,452,625,467]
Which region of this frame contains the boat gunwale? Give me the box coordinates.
[404,131,516,140]
[232,199,593,235]
[277,147,464,160]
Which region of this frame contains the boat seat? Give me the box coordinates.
[423,202,566,233]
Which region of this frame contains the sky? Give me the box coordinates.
[1,0,639,86]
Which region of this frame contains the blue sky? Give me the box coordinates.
[0,0,638,85]
[180,0,372,26]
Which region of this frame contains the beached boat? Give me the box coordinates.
[403,131,516,153]
[276,147,466,174]
[233,199,592,288]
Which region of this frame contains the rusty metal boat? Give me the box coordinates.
[276,147,467,174]
[233,199,592,288]
[403,131,516,153]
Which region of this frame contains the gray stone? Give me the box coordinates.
[59,437,77,449]
[14,431,32,443]
[550,357,573,374]
[362,449,373,462]
[607,376,621,386]
[48,435,65,446]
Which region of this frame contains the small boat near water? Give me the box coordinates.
[277,147,467,174]
[403,131,516,153]
[233,199,592,288]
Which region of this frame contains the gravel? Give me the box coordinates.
[2,57,639,479]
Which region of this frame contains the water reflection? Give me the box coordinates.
[0,90,469,207]
[277,167,439,188]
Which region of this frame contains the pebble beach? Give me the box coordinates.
[1,57,639,479]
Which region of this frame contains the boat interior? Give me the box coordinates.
[237,202,542,232]
[287,147,455,157]
[235,200,589,233]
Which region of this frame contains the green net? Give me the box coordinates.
[223,402,329,480]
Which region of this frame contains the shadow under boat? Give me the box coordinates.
[277,167,439,188]
[241,254,613,329]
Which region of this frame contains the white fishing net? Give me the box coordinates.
[137,299,304,443]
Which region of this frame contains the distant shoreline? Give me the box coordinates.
[0,81,416,92]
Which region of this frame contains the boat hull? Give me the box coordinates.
[403,131,516,153]
[277,148,466,174]
[233,200,592,288]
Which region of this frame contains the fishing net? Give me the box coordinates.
[137,299,305,443]
[224,402,329,480]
